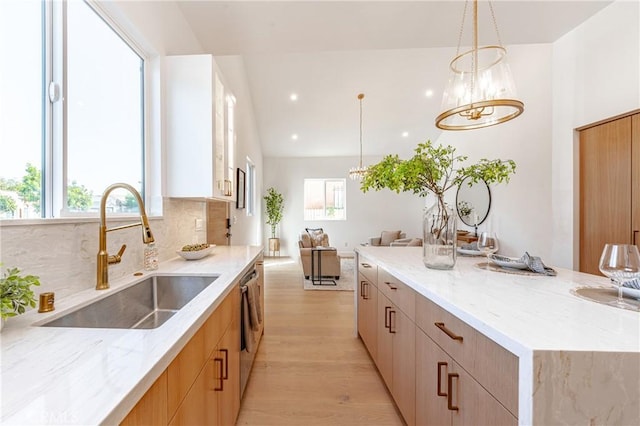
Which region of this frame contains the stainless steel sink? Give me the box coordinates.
[41,275,218,329]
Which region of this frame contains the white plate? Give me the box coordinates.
[457,248,484,256]
[621,286,640,300]
[488,254,528,270]
[176,245,216,260]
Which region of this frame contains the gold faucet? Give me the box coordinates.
[97,183,155,290]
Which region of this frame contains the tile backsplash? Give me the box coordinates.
[0,198,206,300]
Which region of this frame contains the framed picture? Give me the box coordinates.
[236,168,246,209]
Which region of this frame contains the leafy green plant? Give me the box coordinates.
[264,187,284,239]
[1,267,41,319]
[361,140,516,238]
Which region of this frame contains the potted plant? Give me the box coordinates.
[1,266,41,330]
[264,187,284,256]
[361,140,516,269]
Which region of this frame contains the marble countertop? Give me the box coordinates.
[356,247,640,357]
[0,245,262,425]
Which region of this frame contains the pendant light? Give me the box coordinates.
[349,93,368,180]
[435,0,524,130]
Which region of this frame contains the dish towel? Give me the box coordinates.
[519,252,557,276]
[622,278,640,289]
[247,276,262,331]
[241,289,255,353]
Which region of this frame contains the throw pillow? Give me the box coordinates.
[299,233,312,248]
[380,230,401,246]
[306,228,327,247]
[407,238,422,247]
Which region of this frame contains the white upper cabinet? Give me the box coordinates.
[164,54,235,201]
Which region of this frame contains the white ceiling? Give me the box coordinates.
[176,0,612,158]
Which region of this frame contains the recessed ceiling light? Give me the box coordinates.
[402,131,409,138]
[291,134,298,140]
[425,89,434,98]
[290,93,298,101]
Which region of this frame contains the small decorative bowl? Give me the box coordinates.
[176,245,215,260]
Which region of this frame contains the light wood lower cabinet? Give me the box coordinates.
[416,328,517,426]
[377,290,416,426]
[357,275,378,361]
[121,284,240,426]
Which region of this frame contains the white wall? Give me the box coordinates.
[551,0,640,268]
[263,155,426,258]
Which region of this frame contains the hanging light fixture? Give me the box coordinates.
[435,0,524,130]
[349,93,368,180]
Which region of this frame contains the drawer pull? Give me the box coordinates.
[221,348,229,380]
[214,358,224,391]
[361,263,372,268]
[389,309,396,334]
[384,281,398,290]
[447,373,460,411]
[634,230,638,245]
[384,306,392,329]
[434,322,464,342]
[437,362,448,396]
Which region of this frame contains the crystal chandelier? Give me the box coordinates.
[349,93,368,180]
[435,0,524,130]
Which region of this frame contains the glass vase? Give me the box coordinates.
[423,201,457,270]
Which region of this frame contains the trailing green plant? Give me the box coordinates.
[361,140,516,239]
[264,187,284,239]
[1,266,41,319]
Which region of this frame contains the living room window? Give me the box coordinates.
[303,178,346,221]
[0,0,145,219]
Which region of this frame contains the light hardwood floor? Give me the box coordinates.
[236,257,404,426]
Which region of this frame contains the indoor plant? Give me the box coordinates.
[361,140,516,269]
[1,266,41,330]
[264,187,284,255]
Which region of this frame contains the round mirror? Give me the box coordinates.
[456,177,491,226]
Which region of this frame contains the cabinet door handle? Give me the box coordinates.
[384,306,392,329]
[447,373,460,411]
[361,263,371,268]
[214,358,224,391]
[434,322,464,342]
[437,362,448,396]
[634,230,638,246]
[389,309,396,334]
[384,281,398,290]
[360,281,364,298]
[363,281,369,300]
[221,348,229,380]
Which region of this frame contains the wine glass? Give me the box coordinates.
[598,244,640,309]
[477,232,499,267]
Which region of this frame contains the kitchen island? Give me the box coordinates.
[0,245,262,425]
[355,246,640,425]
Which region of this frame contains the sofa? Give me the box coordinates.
[298,229,341,279]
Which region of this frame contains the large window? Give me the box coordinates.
[304,179,346,221]
[0,0,145,219]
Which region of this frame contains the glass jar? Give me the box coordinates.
[144,243,159,271]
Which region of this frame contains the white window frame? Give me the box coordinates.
[246,158,256,216]
[303,178,347,221]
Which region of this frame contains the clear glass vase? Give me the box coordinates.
[423,201,457,270]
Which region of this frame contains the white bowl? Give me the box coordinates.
[488,254,528,270]
[176,245,215,260]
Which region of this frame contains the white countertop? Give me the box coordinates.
[0,245,262,425]
[356,247,640,357]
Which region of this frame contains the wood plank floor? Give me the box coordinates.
[236,257,404,425]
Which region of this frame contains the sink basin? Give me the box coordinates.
[41,275,218,329]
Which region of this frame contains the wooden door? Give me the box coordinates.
[207,199,231,245]
[632,114,640,248]
[416,328,452,426]
[579,116,632,274]
[391,307,416,426]
[357,277,378,361]
[120,371,168,426]
[168,359,217,426]
[376,293,394,389]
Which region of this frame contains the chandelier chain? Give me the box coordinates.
[488,1,504,47]
[455,0,469,58]
[359,94,363,168]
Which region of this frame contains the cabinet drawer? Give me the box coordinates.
[416,295,518,417]
[378,268,415,321]
[358,255,378,286]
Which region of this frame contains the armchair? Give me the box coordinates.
[299,230,341,279]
